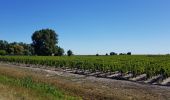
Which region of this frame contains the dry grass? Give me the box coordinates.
[0,65,80,100]
[0,83,47,100]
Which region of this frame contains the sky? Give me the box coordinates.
[0,0,170,55]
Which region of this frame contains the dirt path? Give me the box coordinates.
[0,63,170,100]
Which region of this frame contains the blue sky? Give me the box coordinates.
[0,0,170,55]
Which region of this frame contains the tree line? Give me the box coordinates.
[0,41,33,55]
[96,52,131,56]
[0,29,73,56]
[1,28,131,56]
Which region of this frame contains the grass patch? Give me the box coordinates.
[0,75,80,100]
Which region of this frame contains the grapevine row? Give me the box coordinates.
[0,55,170,77]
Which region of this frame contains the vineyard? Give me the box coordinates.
[0,55,170,86]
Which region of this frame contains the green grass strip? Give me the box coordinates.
[0,75,80,100]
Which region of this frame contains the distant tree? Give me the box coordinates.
[67,50,73,56]
[32,29,58,56]
[127,52,131,55]
[19,42,33,55]
[13,45,24,55]
[55,46,64,56]
[7,44,14,55]
[106,53,108,56]
[96,54,99,56]
[119,53,126,55]
[23,50,30,55]
[29,46,35,55]
[110,52,117,55]
[0,40,8,52]
[0,40,34,55]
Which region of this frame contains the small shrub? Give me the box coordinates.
[0,50,6,55]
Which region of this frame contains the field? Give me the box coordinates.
[0,55,170,77]
[1,55,170,99]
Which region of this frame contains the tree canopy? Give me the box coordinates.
[0,28,65,56]
[32,29,58,56]
[67,50,73,56]
[55,46,65,56]
[110,52,117,55]
[0,41,33,55]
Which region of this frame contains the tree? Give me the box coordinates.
[0,40,34,55]
[67,50,73,56]
[32,29,58,56]
[96,54,99,56]
[18,42,33,55]
[127,52,131,55]
[106,53,108,56]
[13,45,24,55]
[0,40,8,52]
[7,44,14,55]
[110,52,117,55]
[119,53,126,55]
[55,46,64,56]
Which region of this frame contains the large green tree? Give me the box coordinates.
[32,29,58,56]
